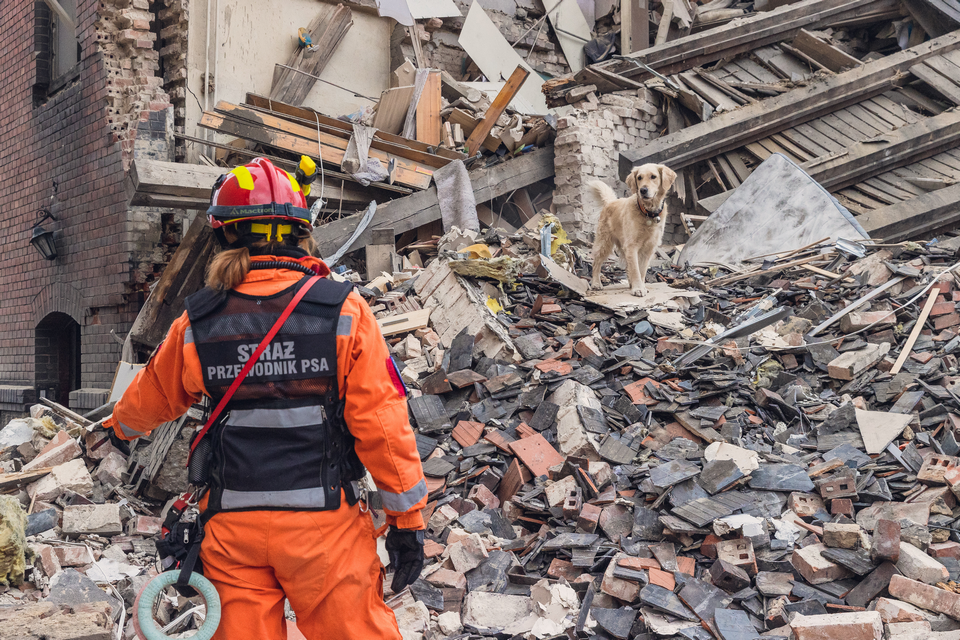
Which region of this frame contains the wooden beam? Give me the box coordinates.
[801,109,960,190]
[857,181,960,241]
[621,0,650,55]
[891,288,939,374]
[792,29,863,73]
[655,0,675,46]
[174,133,412,198]
[466,66,530,157]
[269,4,353,106]
[593,0,900,81]
[416,71,442,146]
[201,103,434,190]
[245,93,463,162]
[619,31,960,179]
[314,146,555,258]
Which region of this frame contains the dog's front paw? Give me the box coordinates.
[590,279,604,291]
[631,286,648,297]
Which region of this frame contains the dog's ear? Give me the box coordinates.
[658,165,678,195]
[626,168,639,195]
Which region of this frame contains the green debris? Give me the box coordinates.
[0,495,28,586]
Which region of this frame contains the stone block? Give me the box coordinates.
[918,455,959,485]
[928,541,960,561]
[92,451,127,488]
[716,538,758,576]
[467,484,500,510]
[827,343,890,380]
[823,523,862,549]
[888,574,960,619]
[874,597,929,623]
[545,475,578,508]
[62,504,123,537]
[710,559,751,593]
[129,516,162,537]
[577,503,601,533]
[790,492,825,518]
[54,545,95,567]
[425,568,467,590]
[446,533,488,573]
[792,543,854,585]
[22,431,81,472]
[37,545,61,578]
[790,611,882,640]
[896,542,949,584]
[462,592,536,634]
[28,459,93,502]
[394,601,430,633]
[437,611,462,636]
[872,519,901,563]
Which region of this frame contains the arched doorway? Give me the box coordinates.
[35,312,81,405]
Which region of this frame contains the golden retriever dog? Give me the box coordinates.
[588,163,677,297]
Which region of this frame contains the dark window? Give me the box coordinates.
[34,0,80,100]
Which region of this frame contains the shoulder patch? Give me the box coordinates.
[301,278,353,306]
[185,287,228,322]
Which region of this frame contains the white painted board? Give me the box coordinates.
[459,3,550,115]
[109,362,145,403]
[547,0,592,73]
[407,0,461,19]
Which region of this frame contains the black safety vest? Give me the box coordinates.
[185,275,364,514]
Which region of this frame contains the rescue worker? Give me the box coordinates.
[105,157,427,639]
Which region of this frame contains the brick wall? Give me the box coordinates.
[0,0,173,401]
[553,89,686,246]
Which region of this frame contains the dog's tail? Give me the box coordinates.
[588,180,618,207]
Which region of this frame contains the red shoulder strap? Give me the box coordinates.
[187,275,323,463]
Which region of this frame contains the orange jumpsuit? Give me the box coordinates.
[106,255,426,640]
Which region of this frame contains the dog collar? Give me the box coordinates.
[636,194,664,221]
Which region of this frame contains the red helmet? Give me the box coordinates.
[207,157,314,232]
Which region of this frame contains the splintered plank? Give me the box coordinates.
[416,71,442,146]
[792,29,863,73]
[466,65,530,157]
[0,467,53,491]
[201,108,433,191]
[911,61,960,105]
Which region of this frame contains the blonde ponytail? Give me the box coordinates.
[205,247,252,291]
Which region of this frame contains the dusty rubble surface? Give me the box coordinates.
[8,228,960,640]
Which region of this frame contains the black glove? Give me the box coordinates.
[385,527,425,593]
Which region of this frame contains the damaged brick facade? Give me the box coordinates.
[0,0,177,411]
[553,89,687,246]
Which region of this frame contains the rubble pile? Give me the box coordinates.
[367,226,960,639]
[7,226,960,640]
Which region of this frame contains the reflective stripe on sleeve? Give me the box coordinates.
[378,478,427,513]
[337,315,352,336]
[183,327,194,345]
[118,421,141,439]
